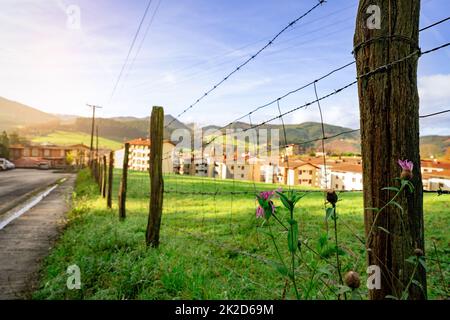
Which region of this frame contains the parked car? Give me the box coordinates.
[6,160,15,170]
[0,158,15,171]
[37,162,50,170]
[0,158,7,171]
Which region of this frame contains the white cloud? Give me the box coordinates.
[419,74,450,110]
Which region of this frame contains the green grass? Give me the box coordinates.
[31,131,123,150]
[33,169,449,300]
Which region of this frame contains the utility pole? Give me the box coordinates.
[86,104,102,165]
[96,126,99,160]
[354,0,426,299]
[95,126,100,183]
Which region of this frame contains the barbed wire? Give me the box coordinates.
[160,105,449,162]
[165,15,449,130]
[165,0,326,128]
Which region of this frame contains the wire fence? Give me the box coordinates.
[90,12,450,300]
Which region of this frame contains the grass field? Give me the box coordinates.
[31,131,123,150]
[33,169,449,300]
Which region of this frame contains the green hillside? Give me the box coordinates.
[1,96,447,156]
[31,131,123,150]
[0,96,57,130]
[420,135,450,158]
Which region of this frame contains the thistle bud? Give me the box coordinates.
[326,190,338,206]
[400,170,413,180]
[344,271,361,289]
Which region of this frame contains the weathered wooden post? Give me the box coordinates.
[107,151,114,209]
[98,159,103,193]
[92,158,97,182]
[118,143,130,220]
[102,155,107,198]
[146,106,164,247]
[354,0,426,299]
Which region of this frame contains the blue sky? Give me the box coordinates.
[0,0,449,135]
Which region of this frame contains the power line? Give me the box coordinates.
[122,0,163,84]
[167,16,449,132]
[165,0,327,127]
[108,0,153,103]
[131,4,357,92]
[134,19,355,100]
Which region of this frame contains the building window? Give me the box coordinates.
[32,148,38,157]
[241,174,244,178]
[335,184,338,189]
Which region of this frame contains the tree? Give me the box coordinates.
[65,151,75,166]
[0,131,10,159]
[354,0,426,299]
[8,132,20,145]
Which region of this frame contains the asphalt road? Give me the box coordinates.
[0,169,72,214]
[0,175,75,299]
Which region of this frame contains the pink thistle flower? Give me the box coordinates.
[256,206,264,218]
[398,159,414,180]
[256,190,277,219]
[398,159,413,171]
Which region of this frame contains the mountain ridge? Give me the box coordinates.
[0,97,448,157]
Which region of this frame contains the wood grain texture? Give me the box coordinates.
[118,143,129,220]
[146,106,165,247]
[354,0,426,299]
[107,151,114,209]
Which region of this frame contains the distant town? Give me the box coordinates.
[4,137,450,192]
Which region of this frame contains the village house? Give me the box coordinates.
[211,153,262,181]
[8,143,93,168]
[421,159,450,191]
[284,162,321,187]
[329,164,363,191]
[114,138,176,174]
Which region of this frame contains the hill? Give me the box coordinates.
[0,97,447,157]
[205,121,362,154]
[31,131,123,150]
[0,97,57,130]
[420,135,450,159]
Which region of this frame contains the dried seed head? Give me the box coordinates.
[400,169,413,180]
[344,271,361,289]
[326,190,338,205]
[414,248,424,257]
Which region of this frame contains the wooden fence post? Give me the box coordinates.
[354,0,425,299]
[118,143,130,220]
[97,158,101,187]
[92,159,97,182]
[98,158,103,193]
[146,106,164,247]
[107,151,114,209]
[102,155,107,198]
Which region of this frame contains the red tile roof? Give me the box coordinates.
[126,138,175,146]
[127,138,151,146]
[330,163,363,174]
